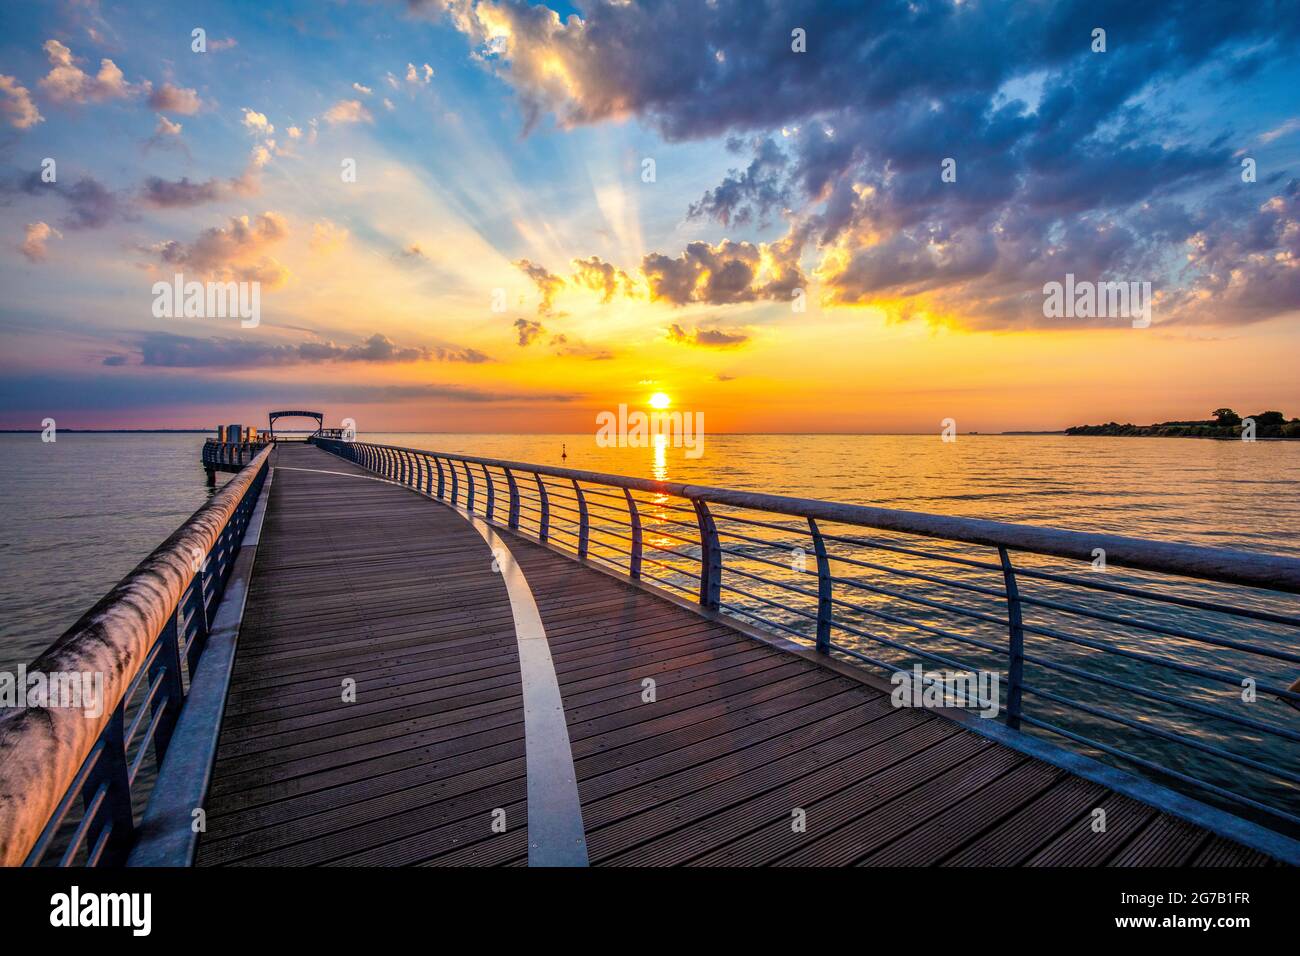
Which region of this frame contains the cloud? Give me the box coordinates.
[434,346,492,363]
[10,173,127,230]
[139,176,225,208]
[310,219,350,254]
[20,222,60,262]
[570,255,636,302]
[0,74,43,128]
[209,37,238,52]
[666,323,750,348]
[514,258,565,314]
[126,332,435,368]
[352,82,373,95]
[38,39,148,104]
[147,83,202,114]
[241,108,273,135]
[513,317,545,345]
[405,62,434,85]
[547,334,614,360]
[150,212,290,287]
[1260,118,1300,144]
[642,237,804,306]
[323,99,373,124]
[688,136,790,227]
[428,0,1300,329]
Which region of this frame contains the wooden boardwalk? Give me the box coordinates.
[194,444,1277,866]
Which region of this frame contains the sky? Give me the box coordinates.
[0,0,1297,433]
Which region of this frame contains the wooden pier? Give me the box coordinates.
[3,437,1298,869]
[191,445,1276,866]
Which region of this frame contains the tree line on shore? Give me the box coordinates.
[1066,408,1300,438]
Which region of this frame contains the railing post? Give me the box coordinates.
[625,488,642,579]
[147,610,185,760]
[464,460,476,513]
[449,458,459,506]
[808,517,832,653]
[535,473,550,542]
[572,479,589,558]
[998,546,1025,729]
[435,457,446,500]
[482,463,495,522]
[505,467,520,529]
[422,455,433,496]
[186,564,211,673]
[693,499,722,610]
[83,703,134,866]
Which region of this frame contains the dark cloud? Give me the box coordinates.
[6,172,127,230]
[666,323,750,348]
[688,136,790,227]
[0,371,579,418]
[122,331,436,367]
[513,317,545,345]
[642,238,804,306]
[433,346,492,363]
[514,258,565,314]
[432,0,1300,329]
[139,176,225,208]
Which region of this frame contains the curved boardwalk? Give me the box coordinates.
[194,444,1276,866]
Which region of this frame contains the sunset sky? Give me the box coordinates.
[1,0,1298,433]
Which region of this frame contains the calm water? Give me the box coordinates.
[2,432,1297,825]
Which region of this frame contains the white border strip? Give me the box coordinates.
[464,514,589,867]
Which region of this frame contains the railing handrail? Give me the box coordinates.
[0,445,272,866]
[323,440,1300,595]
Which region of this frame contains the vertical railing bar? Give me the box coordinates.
[505,467,520,529]
[536,473,550,542]
[999,546,1025,730]
[693,499,722,610]
[464,460,476,513]
[482,463,495,523]
[147,610,184,760]
[809,517,832,654]
[81,702,133,866]
[435,457,446,500]
[625,488,642,579]
[572,479,589,559]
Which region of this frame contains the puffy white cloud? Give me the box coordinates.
[323,99,372,125]
[0,74,43,129]
[38,39,148,103]
[20,221,60,262]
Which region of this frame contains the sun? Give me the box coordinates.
[649,392,671,410]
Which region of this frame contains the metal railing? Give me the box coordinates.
[315,437,1300,835]
[0,446,272,866]
[202,439,269,468]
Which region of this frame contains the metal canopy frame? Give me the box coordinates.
[267,410,323,440]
